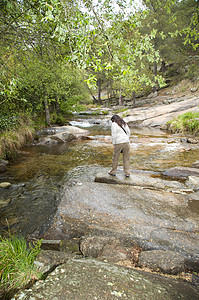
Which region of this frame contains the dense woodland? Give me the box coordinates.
[0,0,199,157]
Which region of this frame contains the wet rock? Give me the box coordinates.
[95,172,191,193]
[186,176,199,191]
[138,250,185,275]
[14,258,199,300]
[163,166,199,180]
[0,182,11,188]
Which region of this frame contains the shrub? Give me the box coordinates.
[167,111,199,134]
[0,234,42,299]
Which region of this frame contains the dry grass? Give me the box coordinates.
[0,122,34,159]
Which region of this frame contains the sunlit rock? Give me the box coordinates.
[0,182,11,188]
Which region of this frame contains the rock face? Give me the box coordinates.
[41,178,199,269]
[124,95,199,127]
[14,258,199,300]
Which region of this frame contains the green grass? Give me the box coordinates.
[0,234,42,299]
[167,111,199,134]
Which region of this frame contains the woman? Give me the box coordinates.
[109,114,131,177]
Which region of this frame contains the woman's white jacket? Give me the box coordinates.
[111,122,130,145]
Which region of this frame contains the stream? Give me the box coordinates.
[0,114,199,238]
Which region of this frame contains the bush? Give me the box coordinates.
[167,111,199,134]
[0,234,42,299]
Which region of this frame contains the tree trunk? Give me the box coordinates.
[152,61,157,92]
[132,91,136,107]
[119,93,123,106]
[97,78,102,104]
[161,61,166,73]
[44,96,51,126]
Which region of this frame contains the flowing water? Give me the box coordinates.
[0,115,199,237]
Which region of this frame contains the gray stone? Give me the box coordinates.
[163,166,199,179]
[13,258,199,299]
[138,250,185,274]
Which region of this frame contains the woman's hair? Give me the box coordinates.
[111,115,126,127]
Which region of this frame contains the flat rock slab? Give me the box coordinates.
[41,182,199,259]
[95,172,191,193]
[14,259,199,300]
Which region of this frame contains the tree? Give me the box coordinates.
[0,0,90,125]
